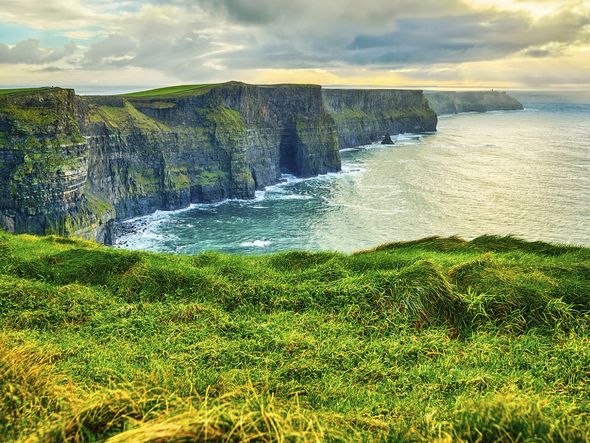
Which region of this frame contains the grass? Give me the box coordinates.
[331,106,435,125]
[0,87,47,97]
[88,102,170,132]
[0,104,59,130]
[122,84,221,99]
[121,82,311,99]
[0,232,588,441]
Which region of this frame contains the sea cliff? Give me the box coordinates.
[426,90,524,115]
[322,89,437,149]
[1,83,438,243]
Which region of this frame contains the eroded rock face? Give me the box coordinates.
[322,89,438,150]
[0,88,115,243]
[426,91,524,115]
[0,83,438,243]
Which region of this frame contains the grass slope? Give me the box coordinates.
[121,84,220,99]
[0,231,589,441]
[0,87,47,97]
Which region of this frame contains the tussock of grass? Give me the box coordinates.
[104,388,329,443]
[0,334,73,440]
[0,231,589,441]
[0,336,330,442]
[443,394,590,442]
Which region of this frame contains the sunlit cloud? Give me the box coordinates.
[0,0,588,89]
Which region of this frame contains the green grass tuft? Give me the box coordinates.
[0,232,588,441]
[88,101,170,132]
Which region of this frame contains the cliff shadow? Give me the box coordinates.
[279,124,303,176]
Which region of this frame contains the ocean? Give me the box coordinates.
[115,91,590,254]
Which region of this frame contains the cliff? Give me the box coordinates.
[0,83,437,243]
[322,89,437,149]
[426,91,523,115]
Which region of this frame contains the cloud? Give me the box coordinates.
[74,3,243,80]
[524,48,553,57]
[157,0,589,76]
[197,0,297,24]
[83,34,137,66]
[0,0,121,32]
[0,39,77,64]
[0,0,589,87]
[340,9,590,66]
[32,66,65,72]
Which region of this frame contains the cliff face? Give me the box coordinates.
[80,83,341,230]
[322,89,438,150]
[426,91,524,115]
[0,83,437,243]
[0,88,115,243]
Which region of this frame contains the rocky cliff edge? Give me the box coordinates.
[0,83,437,243]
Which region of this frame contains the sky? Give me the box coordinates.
[0,0,589,90]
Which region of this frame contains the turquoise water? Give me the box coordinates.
[116,93,590,253]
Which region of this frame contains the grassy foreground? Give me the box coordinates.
[0,231,589,442]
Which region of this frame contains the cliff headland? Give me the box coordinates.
[426,90,524,115]
[0,84,522,243]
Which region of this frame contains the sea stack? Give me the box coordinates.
[381,134,395,145]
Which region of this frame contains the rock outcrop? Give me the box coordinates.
[381,134,395,145]
[0,82,437,243]
[426,91,523,115]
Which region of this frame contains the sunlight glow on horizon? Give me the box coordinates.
[467,0,569,17]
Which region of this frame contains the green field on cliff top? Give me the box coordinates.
[0,87,48,96]
[121,84,220,98]
[0,231,589,442]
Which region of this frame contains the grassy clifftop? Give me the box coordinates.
[0,231,589,441]
[121,84,221,99]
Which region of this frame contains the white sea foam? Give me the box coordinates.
[115,165,364,249]
[240,240,272,248]
[397,133,423,141]
[272,194,312,201]
[340,133,425,151]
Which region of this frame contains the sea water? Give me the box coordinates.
[116,91,590,254]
